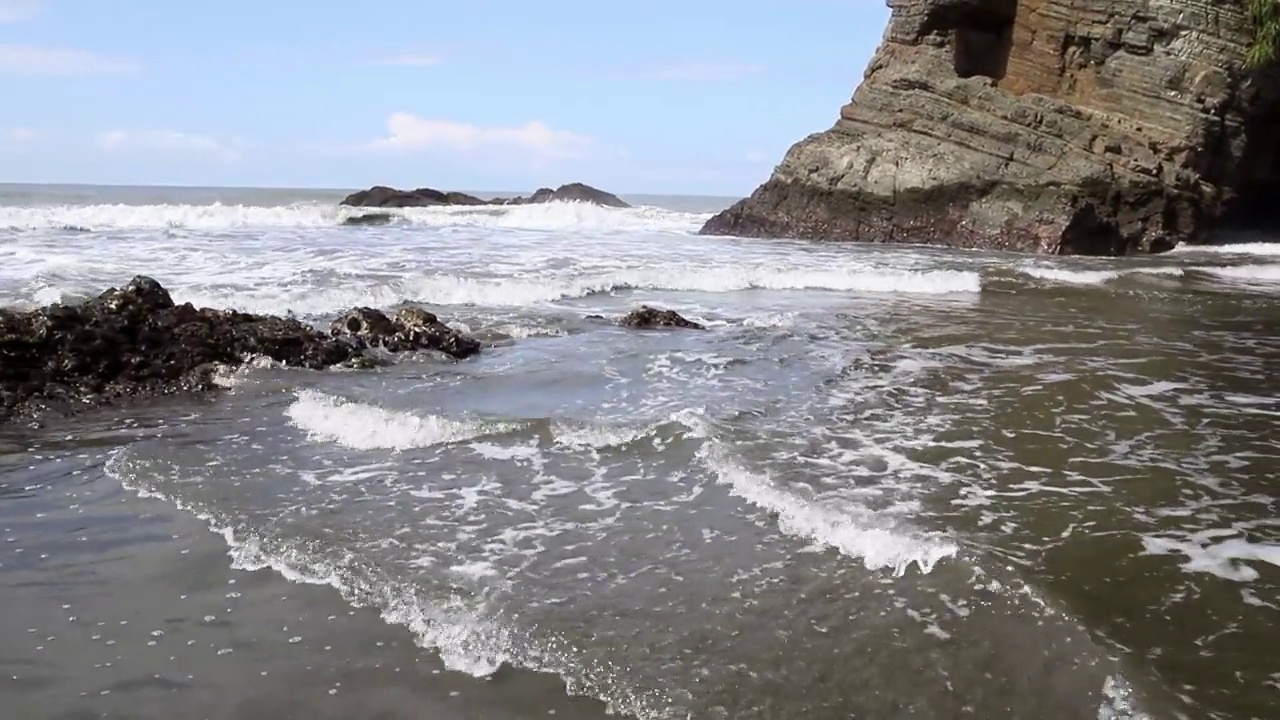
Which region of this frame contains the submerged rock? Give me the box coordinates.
[0,276,480,422]
[618,306,705,330]
[339,185,488,208]
[497,183,630,208]
[701,1,1280,255]
[341,212,395,226]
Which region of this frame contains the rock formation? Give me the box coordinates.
[701,1,1280,255]
[497,183,631,208]
[0,277,480,422]
[340,186,488,208]
[618,306,706,330]
[340,182,630,209]
[330,306,481,358]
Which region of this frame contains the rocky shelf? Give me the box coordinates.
[0,277,702,423]
[701,0,1280,255]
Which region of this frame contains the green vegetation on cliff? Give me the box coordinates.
[1248,0,1280,66]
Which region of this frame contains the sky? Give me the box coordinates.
[0,0,890,195]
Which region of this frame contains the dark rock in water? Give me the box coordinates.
[330,306,481,358]
[618,306,705,330]
[341,212,395,226]
[700,0,1280,255]
[0,276,481,422]
[339,185,487,208]
[340,182,629,209]
[498,183,630,208]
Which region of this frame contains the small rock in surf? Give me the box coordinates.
[618,306,706,330]
[341,212,395,226]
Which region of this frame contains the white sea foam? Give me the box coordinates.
[1097,674,1153,720]
[286,390,513,451]
[741,311,800,328]
[405,266,981,304]
[0,200,707,234]
[1023,267,1123,284]
[1021,266,1183,285]
[1199,263,1280,282]
[210,355,287,388]
[1141,531,1280,582]
[108,448,675,718]
[552,420,659,450]
[106,450,515,677]
[692,433,957,577]
[0,264,984,317]
[1171,242,1280,256]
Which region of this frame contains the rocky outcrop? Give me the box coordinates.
[340,182,629,209]
[618,306,706,330]
[0,277,480,422]
[497,183,630,208]
[330,306,481,358]
[340,186,488,208]
[701,1,1280,255]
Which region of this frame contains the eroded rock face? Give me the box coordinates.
[0,277,481,422]
[701,0,1280,255]
[618,306,706,330]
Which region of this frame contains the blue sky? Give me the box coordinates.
[0,0,890,194]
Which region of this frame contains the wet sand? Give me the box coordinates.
[0,446,611,720]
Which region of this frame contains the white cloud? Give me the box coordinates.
[0,44,138,75]
[97,130,244,161]
[640,62,765,81]
[3,127,40,142]
[368,53,445,67]
[0,0,41,24]
[368,112,592,159]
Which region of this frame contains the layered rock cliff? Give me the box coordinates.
[701,0,1280,254]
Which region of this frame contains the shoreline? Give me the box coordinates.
[0,429,614,720]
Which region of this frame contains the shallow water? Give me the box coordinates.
[2,188,1278,719]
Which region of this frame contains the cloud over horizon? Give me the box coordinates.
[367,53,445,67]
[0,1,890,194]
[367,112,593,160]
[97,129,245,161]
[0,43,139,75]
[2,126,40,142]
[0,0,41,24]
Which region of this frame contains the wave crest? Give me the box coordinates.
[0,200,707,233]
[286,390,518,451]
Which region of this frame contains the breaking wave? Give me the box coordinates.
[1019,265,1183,285]
[0,200,707,234]
[175,266,980,315]
[286,390,519,451]
[1171,241,1280,256]
[1198,263,1280,283]
[1,265,984,316]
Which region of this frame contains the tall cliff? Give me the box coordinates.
[701,0,1280,255]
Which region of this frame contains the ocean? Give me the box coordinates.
[1,183,1278,720]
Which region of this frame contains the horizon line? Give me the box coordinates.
[0,180,745,200]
